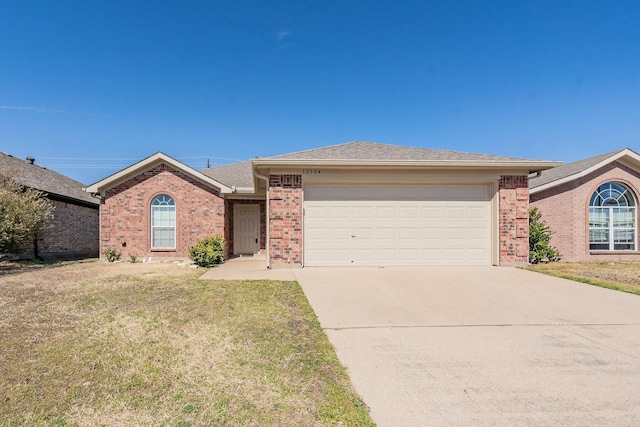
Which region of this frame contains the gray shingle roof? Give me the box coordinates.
[529,149,623,189]
[0,153,99,206]
[263,141,538,162]
[200,161,254,188]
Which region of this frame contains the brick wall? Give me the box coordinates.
[38,200,99,259]
[101,164,225,259]
[499,175,529,264]
[530,161,640,261]
[224,199,266,256]
[269,174,302,265]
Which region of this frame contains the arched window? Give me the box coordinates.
[151,194,176,249]
[589,182,636,251]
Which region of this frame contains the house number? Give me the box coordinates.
[303,169,321,174]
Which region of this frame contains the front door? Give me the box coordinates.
[234,204,260,255]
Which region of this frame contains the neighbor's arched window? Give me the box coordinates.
[151,194,176,249]
[589,182,636,251]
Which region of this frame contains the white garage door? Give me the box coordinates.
[303,184,492,266]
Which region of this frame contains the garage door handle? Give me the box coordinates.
[351,235,356,238]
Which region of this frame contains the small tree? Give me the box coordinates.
[0,172,55,259]
[529,207,561,264]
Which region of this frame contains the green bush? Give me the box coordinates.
[529,207,561,264]
[189,236,225,267]
[104,247,121,263]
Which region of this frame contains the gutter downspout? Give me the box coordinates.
[253,170,270,269]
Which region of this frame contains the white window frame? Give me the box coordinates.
[589,182,637,251]
[151,194,176,249]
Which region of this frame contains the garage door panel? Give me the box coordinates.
[467,206,489,218]
[467,227,488,239]
[376,206,396,218]
[353,206,374,218]
[421,207,442,218]
[305,206,327,218]
[353,227,374,239]
[399,206,420,218]
[304,184,492,266]
[377,228,396,239]
[444,249,464,260]
[329,206,350,218]
[329,228,351,240]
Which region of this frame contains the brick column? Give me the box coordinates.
[269,174,303,265]
[499,175,529,265]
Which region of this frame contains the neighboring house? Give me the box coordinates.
[86,141,559,266]
[0,153,100,259]
[530,148,640,262]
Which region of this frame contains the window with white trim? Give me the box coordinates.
[151,194,176,249]
[589,182,636,251]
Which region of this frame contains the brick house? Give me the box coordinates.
[86,142,558,266]
[530,148,640,262]
[0,152,100,259]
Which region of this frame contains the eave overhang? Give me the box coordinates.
[252,158,561,173]
[530,149,640,195]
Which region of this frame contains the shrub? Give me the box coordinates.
[104,247,121,263]
[529,207,561,264]
[189,236,225,267]
[129,254,138,263]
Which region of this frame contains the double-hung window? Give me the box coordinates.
[589,182,636,251]
[151,195,176,249]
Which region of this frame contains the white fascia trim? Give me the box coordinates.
[530,149,640,195]
[85,152,233,195]
[252,158,561,172]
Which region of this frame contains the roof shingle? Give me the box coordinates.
[529,149,623,189]
[200,161,254,189]
[0,153,98,205]
[263,141,539,162]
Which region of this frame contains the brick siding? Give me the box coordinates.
[530,161,640,261]
[268,174,302,265]
[38,200,99,259]
[17,199,99,260]
[100,164,225,259]
[499,175,530,264]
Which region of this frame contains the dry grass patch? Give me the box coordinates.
[526,261,640,295]
[0,260,374,426]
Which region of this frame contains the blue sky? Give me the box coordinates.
[1,0,639,184]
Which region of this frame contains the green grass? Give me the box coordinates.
[0,261,375,426]
[526,261,640,296]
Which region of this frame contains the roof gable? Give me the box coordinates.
[85,152,233,195]
[0,152,98,206]
[529,148,640,194]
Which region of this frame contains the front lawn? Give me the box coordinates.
[526,261,640,296]
[0,260,374,426]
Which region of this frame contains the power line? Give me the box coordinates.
[37,155,244,161]
[40,162,227,169]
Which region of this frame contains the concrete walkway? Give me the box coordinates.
[199,255,297,281]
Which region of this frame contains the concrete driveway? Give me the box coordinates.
[293,266,640,426]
